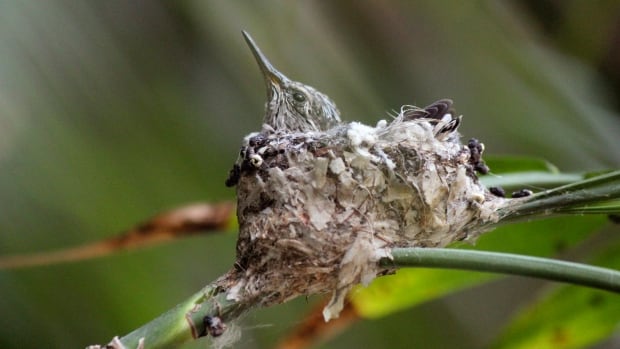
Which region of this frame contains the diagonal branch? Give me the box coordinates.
[0,202,235,270]
[276,300,359,349]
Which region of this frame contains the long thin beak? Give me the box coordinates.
[242,31,288,91]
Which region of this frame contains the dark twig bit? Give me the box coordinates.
[225,164,241,187]
[203,316,226,338]
[608,214,620,224]
[489,186,506,198]
[467,138,489,175]
[511,189,533,198]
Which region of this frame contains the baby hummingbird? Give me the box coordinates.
[242,31,341,133]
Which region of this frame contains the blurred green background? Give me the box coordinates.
[1,1,619,348]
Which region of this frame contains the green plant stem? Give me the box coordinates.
[500,170,620,221]
[384,248,620,293]
[111,282,246,349]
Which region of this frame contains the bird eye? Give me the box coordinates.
[292,92,306,102]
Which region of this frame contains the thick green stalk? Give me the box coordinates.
[107,282,247,349]
[384,248,620,293]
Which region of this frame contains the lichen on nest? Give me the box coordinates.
[221,100,506,321]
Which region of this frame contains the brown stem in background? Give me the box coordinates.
[0,202,235,270]
[276,299,360,349]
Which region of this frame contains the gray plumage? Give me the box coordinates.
[243,31,341,133]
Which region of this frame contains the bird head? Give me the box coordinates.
[242,31,341,132]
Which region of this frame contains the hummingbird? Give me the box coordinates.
[242,31,342,133]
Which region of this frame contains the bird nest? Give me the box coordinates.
[219,102,505,321]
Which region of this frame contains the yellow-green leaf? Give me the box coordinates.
[493,241,620,349]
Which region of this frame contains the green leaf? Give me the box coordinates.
[493,240,620,349]
[350,266,493,319]
[484,156,559,174]
[480,156,582,190]
[480,172,583,191]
